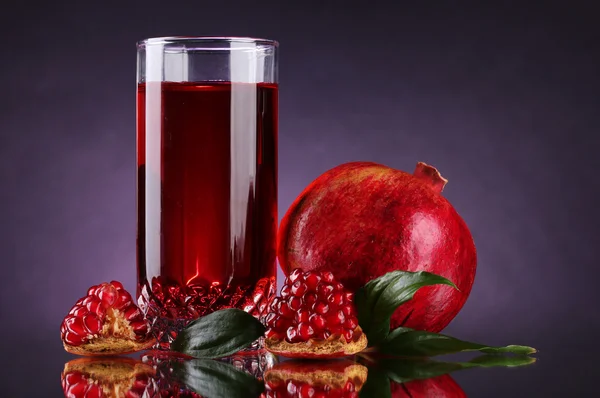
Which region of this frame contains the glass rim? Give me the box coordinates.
[137,36,279,49]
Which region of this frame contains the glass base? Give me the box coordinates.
[138,276,276,349]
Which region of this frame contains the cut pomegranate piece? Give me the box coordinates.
[264,359,368,398]
[264,270,367,359]
[60,281,155,355]
[61,357,156,398]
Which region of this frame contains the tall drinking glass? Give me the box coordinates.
[136,37,278,347]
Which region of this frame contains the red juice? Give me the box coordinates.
[136,82,277,343]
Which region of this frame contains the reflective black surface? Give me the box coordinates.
[4,332,596,397]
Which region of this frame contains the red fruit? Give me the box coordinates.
[60,281,155,356]
[278,162,477,332]
[264,270,367,359]
[390,374,466,397]
[61,357,156,398]
[264,360,368,397]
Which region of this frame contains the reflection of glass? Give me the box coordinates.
[136,37,279,348]
[61,357,156,397]
[142,351,275,397]
[264,359,368,396]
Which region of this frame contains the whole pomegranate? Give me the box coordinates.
[278,162,476,332]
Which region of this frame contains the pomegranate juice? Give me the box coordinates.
[137,82,277,342]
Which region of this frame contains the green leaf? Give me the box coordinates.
[355,270,457,345]
[379,327,537,357]
[366,355,536,385]
[171,358,264,398]
[171,308,266,359]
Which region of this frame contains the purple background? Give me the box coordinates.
[1,1,599,396]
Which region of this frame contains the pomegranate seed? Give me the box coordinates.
[278,301,294,318]
[341,304,354,317]
[344,317,358,330]
[304,292,317,305]
[300,384,315,397]
[317,283,334,300]
[86,384,102,398]
[84,296,106,319]
[130,320,148,334]
[289,296,302,311]
[344,329,354,342]
[87,285,99,296]
[123,305,142,321]
[97,283,118,307]
[65,372,85,385]
[67,380,88,396]
[110,280,124,290]
[270,297,281,311]
[287,380,297,394]
[304,272,321,290]
[313,391,327,398]
[69,305,88,317]
[309,314,326,330]
[65,315,86,335]
[280,284,291,298]
[327,292,345,306]
[334,282,344,292]
[297,322,315,340]
[326,310,345,326]
[265,328,278,338]
[291,280,308,297]
[286,326,299,343]
[288,268,304,283]
[83,313,102,335]
[115,290,133,310]
[345,292,354,302]
[265,313,277,327]
[345,381,355,392]
[322,271,335,283]
[296,309,310,323]
[64,331,86,345]
[273,317,287,331]
[313,301,330,315]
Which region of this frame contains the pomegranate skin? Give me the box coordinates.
[278,162,477,333]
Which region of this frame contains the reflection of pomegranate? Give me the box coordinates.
[264,269,367,359]
[61,357,156,398]
[60,281,154,355]
[391,375,466,397]
[264,359,368,397]
[278,162,477,332]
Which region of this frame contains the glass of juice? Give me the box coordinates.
[136,37,278,347]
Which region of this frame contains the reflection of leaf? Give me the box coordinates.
[380,327,537,356]
[355,270,457,346]
[359,366,392,398]
[467,355,537,368]
[171,309,265,358]
[171,358,264,398]
[366,354,536,384]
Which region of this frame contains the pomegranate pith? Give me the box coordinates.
[278,161,477,333]
[264,269,367,359]
[60,281,155,356]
